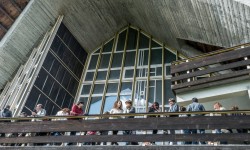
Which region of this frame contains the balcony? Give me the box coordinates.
[171,44,250,94]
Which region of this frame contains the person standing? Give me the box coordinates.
[148,102,161,145]
[186,97,206,144]
[213,102,228,144]
[123,100,138,145]
[31,104,47,146]
[68,101,84,146]
[0,105,12,138]
[110,100,123,145]
[168,98,179,145]
[32,104,46,117]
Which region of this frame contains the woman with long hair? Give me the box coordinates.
[109,100,123,145]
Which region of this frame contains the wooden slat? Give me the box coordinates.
[0,116,250,133]
[0,134,249,143]
[1,146,250,150]
[171,47,250,74]
[174,75,250,94]
[172,69,250,90]
[171,59,250,82]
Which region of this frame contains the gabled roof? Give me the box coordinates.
[0,0,250,90]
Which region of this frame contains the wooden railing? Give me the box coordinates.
[0,111,250,149]
[171,45,250,94]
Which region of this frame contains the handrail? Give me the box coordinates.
[172,42,250,65]
[1,110,249,121]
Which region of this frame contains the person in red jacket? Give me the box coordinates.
[67,101,84,145]
[70,101,84,117]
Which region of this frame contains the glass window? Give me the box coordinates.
[43,52,54,72]
[151,49,162,65]
[111,53,123,68]
[138,50,148,66]
[35,68,47,89]
[124,51,136,67]
[120,82,132,95]
[165,49,176,63]
[156,67,162,76]
[125,69,134,78]
[127,28,137,50]
[134,80,147,109]
[103,39,114,53]
[139,33,149,49]
[151,40,161,48]
[81,84,91,95]
[43,76,55,96]
[166,66,171,76]
[92,84,105,94]
[165,80,175,100]
[50,36,62,54]
[79,97,88,111]
[109,70,120,80]
[103,96,117,113]
[106,83,118,93]
[116,30,127,52]
[96,71,107,81]
[136,68,148,77]
[49,82,60,100]
[99,54,110,69]
[156,80,162,105]
[89,97,102,114]
[94,48,101,54]
[88,55,99,70]
[85,72,94,81]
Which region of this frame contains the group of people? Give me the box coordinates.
[0,97,247,146]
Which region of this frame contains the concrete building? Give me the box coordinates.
[1,0,250,116]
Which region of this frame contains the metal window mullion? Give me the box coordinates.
[131,29,140,104]
[14,16,64,117]
[74,51,91,103]
[100,33,118,114]
[117,27,129,100]
[162,44,165,111]
[85,43,104,113]
[145,36,152,112]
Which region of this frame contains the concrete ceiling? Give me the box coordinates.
[0,0,29,40]
[1,0,250,90]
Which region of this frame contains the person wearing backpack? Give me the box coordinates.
[0,105,12,138]
[186,98,206,145]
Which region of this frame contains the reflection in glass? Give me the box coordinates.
[134,80,147,108]
[99,54,110,69]
[109,70,120,80]
[120,82,132,95]
[93,84,105,94]
[151,49,162,65]
[165,49,176,63]
[79,97,88,112]
[127,28,137,50]
[85,72,94,81]
[89,97,102,114]
[111,53,123,68]
[106,83,118,93]
[124,51,136,67]
[103,39,114,53]
[116,30,127,52]
[81,85,91,95]
[103,96,117,113]
[165,80,175,100]
[88,55,99,70]
[96,71,107,81]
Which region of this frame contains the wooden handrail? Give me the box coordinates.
[172,42,250,65]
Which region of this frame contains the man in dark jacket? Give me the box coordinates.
[123,100,138,145]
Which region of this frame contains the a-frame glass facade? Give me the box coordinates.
[79,26,176,114]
